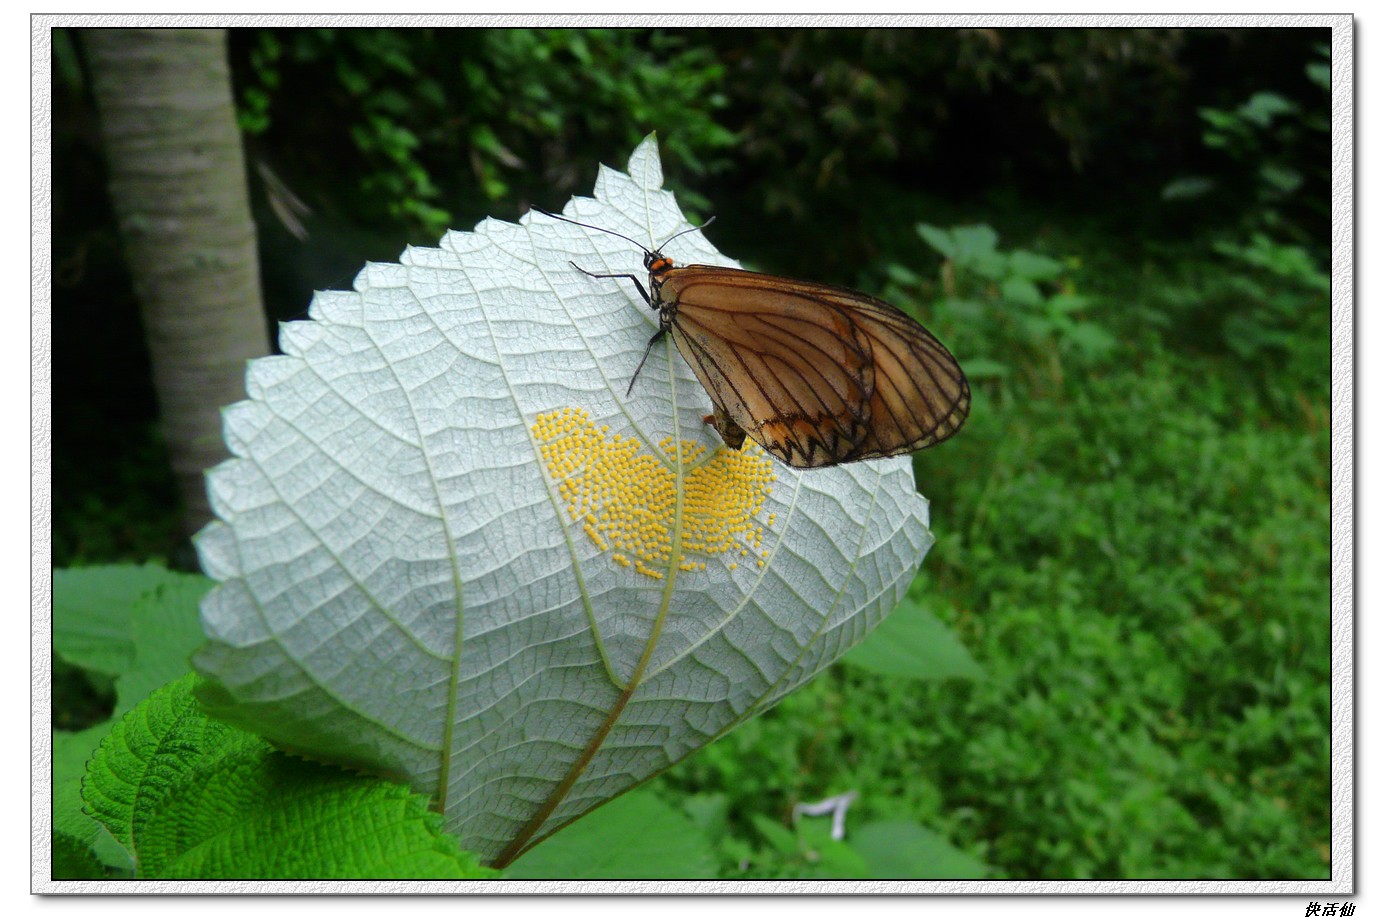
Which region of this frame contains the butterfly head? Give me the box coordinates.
[533,207,713,277]
[644,250,676,281]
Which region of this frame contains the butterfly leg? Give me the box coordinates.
[704,406,747,451]
[568,262,652,307]
[626,328,668,396]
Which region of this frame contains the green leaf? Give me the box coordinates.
[140,753,497,879]
[1064,322,1118,359]
[116,571,215,711]
[915,222,957,258]
[1239,92,1297,127]
[54,724,109,841]
[851,820,989,879]
[884,263,921,286]
[1198,107,1238,132]
[53,723,130,872]
[679,791,730,843]
[1161,176,1216,201]
[82,676,497,879]
[505,789,717,879]
[750,814,802,855]
[1000,277,1043,307]
[83,675,251,859]
[958,358,1010,379]
[936,297,988,323]
[1306,61,1330,91]
[52,566,212,873]
[53,564,211,705]
[793,815,871,879]
[54,564,170,676]
[1047,292,1092,316]
[51,831,118,881]
[1260,163,1303,194]
[1007,250,1063,282]
[841,600,982,681]
[194,136,935,865]
[746,813,871,878]
[949,225,1002,270]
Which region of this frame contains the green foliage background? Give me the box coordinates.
[51,26,1333,880]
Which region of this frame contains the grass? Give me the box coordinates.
[653,223,1332,880]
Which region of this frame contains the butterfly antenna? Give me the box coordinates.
[658,216,716,251]
[531,207,652,256]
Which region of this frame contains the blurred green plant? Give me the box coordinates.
[1146,44,1331,425]
[1213,233,1330,378]
[1162,44,1330,252]
[881,222,1115,393]
[920,347,1328,878]
[234,28,738,239]
[705,28,1191,219]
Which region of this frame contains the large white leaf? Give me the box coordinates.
[193,136,933,866]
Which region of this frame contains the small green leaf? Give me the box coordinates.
[1064,322,1118,359]
[1198,107,1238,131]
[750,814,802,855]
[937,297,988,323]
[51,831,118,881]
[1161,176,1216,200]
[54,564,170,676]
[793,816,871,879]
[1240,92,1297,127]
[916,222,956,258]
[1000,277,1044,307]
[1047,292,1092,316]
[884,263,921,286]
[851,820,989,879]
[1306,61,1330,91]
[505,789,717,879]
[680,791,730,843]
[958,358,1010,379]
[53,723,129,872]
[1007,250,1063,281]
[842,600,982,681]
[1260,163,1303,194]
[949,224,1000,264]
[116,571,215,711]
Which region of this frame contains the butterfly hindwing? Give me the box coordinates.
[662,266,967,467]
[836,296,971,459]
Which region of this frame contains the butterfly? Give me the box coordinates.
[534,208,970,469]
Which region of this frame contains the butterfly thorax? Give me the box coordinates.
[645,251,678,327]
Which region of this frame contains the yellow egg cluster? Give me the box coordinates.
[532,407,776,580]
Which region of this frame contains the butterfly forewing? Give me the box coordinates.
[661,266,967,468]
[658,269,859,467]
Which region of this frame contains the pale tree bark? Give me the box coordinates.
[83,28,270,540]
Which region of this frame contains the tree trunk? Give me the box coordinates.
[82,28,269,540]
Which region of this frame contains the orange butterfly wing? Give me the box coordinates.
[661,266,968,468]
[837,294,971,460]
